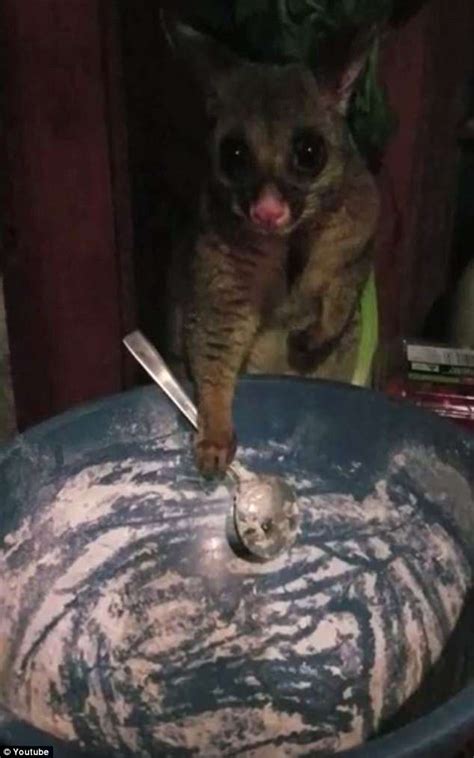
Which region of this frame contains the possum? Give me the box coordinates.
[163,19,380,476]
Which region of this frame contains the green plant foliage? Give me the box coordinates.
[186,0,398,164]
[348,38,398,163]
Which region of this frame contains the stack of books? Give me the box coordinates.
[383,341,474,431]
[406,342,474,384]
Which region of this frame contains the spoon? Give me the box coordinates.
[123,330,300,560]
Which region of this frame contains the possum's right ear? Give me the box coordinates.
[316,24,377,116]
[161,10,241,108]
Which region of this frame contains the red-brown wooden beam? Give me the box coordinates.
[376,7,428,344]
[376,0,474,344]
[1,0,136,430]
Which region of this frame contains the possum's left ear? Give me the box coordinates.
[316,25,377,115]
[161,10,241,109]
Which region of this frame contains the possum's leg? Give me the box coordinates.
[287,273,366,374]
[187,238,261,476]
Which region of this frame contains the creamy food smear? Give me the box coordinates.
[0,429,471,757]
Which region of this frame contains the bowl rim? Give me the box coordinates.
[0,377,472,757]
[341,682,474,757]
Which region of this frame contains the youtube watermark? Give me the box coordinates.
[1,749,53,756]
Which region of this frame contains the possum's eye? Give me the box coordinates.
[291,129,326,177]
[219,133,252,183]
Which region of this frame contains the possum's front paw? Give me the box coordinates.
[195,425,237,478]
[287,327,334,373]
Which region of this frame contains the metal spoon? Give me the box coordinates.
[123,331,300,560]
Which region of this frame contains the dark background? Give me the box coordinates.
[1,0,473,430]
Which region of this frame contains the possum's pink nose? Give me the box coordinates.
[250,187,290,230]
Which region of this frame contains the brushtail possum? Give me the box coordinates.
[163,19,380,477]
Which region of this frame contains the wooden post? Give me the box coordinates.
[377,0,474,342]
[1,0,136,430]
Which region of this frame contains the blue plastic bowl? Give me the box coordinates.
[0,378,472,757]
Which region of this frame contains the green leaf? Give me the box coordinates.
[286,0,324,21]
[235,0,270,24]
[343,0,356,16]
[187,3,234,37]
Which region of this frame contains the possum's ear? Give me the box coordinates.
[161,11,241,109]
[316,25,377,115]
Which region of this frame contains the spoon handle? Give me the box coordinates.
[123,331,199,431]
[123,331,250,483]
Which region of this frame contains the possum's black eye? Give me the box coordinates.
[291,129,326,177]
[219,133,252,183]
